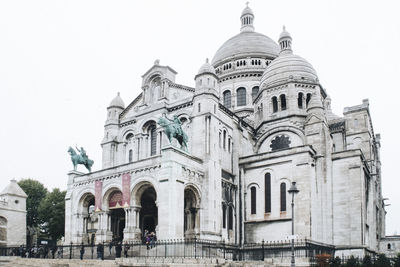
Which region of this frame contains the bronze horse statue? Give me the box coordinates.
[68,146,94,172]
[157,116,188,151]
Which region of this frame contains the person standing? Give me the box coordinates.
[115,242,122,258]
[79,243,85,260]
[108,241,113,256]
[123,242,130,258]
[96,243,103,260]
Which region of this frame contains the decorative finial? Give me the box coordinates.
[117,92,120,96]
[154,59,160,65]
[283,25,286,31]
[246,1,249,7]
[206,58,209,63]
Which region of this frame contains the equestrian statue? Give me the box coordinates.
[157,114,188,151]
[68,146,94,172]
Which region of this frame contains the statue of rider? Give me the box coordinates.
[165,114,183,137]
[76,146,88,163]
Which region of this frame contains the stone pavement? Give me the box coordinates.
[0,256,312,266]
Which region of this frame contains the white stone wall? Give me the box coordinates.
[0,194,26,247]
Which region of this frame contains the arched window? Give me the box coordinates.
[306,93,312,107]
[128,149,133,163]
[198,103,201,112]
[223,130,226,150]
[228,206,233,230]
[388,243,392,250]
[150,125,157,156]
[222,204,226,229]
[250,186,257,214]
[0,217,7,242]
[219,132,221,147]
[252,86,259,100]
[265,173,271,213]
[272,97,278,113]
[298,93,304,109]
[236,87,246,107]
[280,94,287,110]
[228,138,231,152]
[280,182,287,212]
[223,91,232,108]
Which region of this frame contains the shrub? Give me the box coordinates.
[345,256,360,267]
[375,254,391,267]
[329,256,342,267]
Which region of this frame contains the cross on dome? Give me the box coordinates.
[240,2,254,32]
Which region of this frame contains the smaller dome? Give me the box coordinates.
[198,58,216,75]
[260,54,318,87]
[109,92,125,109]
[279,26,291,40]
[241,6,254,17]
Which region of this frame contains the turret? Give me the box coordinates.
[194,58,218,94]
[102,92,125,168]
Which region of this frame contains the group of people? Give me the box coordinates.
[88,241,130,260]
[143,230,157,250]
[14,245,60,259]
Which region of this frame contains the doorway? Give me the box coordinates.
[139,187,157,234]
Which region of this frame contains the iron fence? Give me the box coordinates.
[0,238,336,262]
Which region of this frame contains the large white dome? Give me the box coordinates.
[211,31,279,66]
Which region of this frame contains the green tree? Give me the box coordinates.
[38,188,66,241]
[18,179,48,227]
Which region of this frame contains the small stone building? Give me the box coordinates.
[0,179,27,247]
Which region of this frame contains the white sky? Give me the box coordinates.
[0,0,399,235]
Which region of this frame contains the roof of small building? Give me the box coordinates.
[0,179,27,198]
[109,92,125,109]
[198,59,216,75]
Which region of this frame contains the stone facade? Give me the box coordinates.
[0,179,27,247]
[65,5,385,256]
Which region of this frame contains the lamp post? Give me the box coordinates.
[288,181,299,267]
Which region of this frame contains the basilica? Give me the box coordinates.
[65,5,385,256]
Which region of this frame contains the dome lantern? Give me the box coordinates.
[279,26,292,54]
[240,2,255,33]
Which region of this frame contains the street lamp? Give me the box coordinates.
[288,181,299,267]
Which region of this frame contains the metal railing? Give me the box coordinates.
[0,238,336,262]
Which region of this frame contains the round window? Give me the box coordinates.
[14,200,19,204]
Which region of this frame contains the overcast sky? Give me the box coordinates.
[0,0,399,235]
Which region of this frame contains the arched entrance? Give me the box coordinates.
[79,193,96,244]
[139,186,157,234]
[184,187,200,238]
[108,190,125,241]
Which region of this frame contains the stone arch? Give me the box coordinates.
[131,180,158,234]
[144,72,163,87]
[102,184,123,211]
[247,182,260,190]
[131,178,159,206]
[77,190,96,215]
[184,184,201,237]
[141,119,158,133]
[256,126,305,153]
